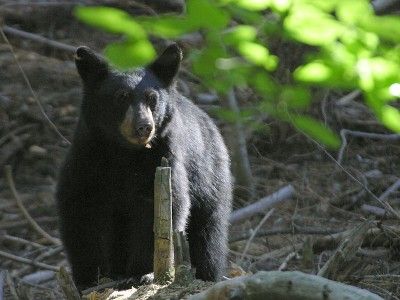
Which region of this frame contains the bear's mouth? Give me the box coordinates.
[120,122,155,148]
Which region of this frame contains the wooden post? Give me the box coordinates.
[153,158,174,283]
[173,231,194,284]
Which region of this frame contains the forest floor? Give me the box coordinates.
[0,1,399,299]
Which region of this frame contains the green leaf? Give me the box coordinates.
[74,6,146,40]
[281,86,311,108]
[222,25,257,45]
[294,61,333,83]
[187,0,230,29]
[236,41,278,70]
[381,105,400,132]
[336,0,372,25]
[360,15,400,43]
[104,40,156,69]
[292,115,341,149]
[284,4,345,46]
[235,0,271,11]
[137,17,193,38]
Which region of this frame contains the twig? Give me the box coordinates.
[0,124,37,147]
[336,90,361,106]
[361,204,386,217]
[2,234,44,249]
[230,185,295,224]
[4,271,18,300]
[0,216,57,230]
[379,179,400,201]
[0,250,59,271]
[239,208,274,263]
[81,278,127,295]
[337,129,400,165]
[0,27,71,145]
[317,221,372,280]
[291,121,400,220]
[2,25,76,53]
[278,252,298,271]
[230,225,343,243]
[4,165,61,246]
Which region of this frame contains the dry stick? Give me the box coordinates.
[230,185,295,224]
[230,226,344,243]
[2,26,76,53]
[0,217,57,230]
[4,271,18,300]
[0,124,37,147]
[0,250,58,271]
[4,165,61,246]
[278,252,298,271]
[56,266,80,300]
[361,179,400,217]
[0,28,71,145]
[153,158,174,283]
[2,234,44,249]
[318,221,372,280]
[239,208,274,263]
[337,129,400,165]
[293,124,400,220]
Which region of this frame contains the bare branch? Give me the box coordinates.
[0,250,59,271]
[230,185,295,224]
[4,165,61,246]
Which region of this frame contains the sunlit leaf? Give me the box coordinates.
[294,61,333,83]
[235,0,271,11]
[381,105,400,132]
[237,41,278,70]
[360,15,400,43]
[74,6,146,40]
[336,0,372,25]
[104,40,156,69]
[222,25,257,45]
[284,4,345,46]
[389,83,400,97]
[137,17,193,38]
[295,0,338,12]
[187,0,230,29]
[292,115,341,149]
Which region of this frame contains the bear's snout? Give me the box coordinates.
[136,123,153,138]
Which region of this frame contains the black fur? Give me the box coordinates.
[56,44,232,290]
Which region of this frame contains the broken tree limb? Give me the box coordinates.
[230,185,295,224]
[318,221,372,280]
[189,271,383,300]
[153,158,174,283]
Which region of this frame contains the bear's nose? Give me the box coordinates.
[136,123,153,137]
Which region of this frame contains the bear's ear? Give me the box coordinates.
[148,43,182,86]
[75,46,109,83]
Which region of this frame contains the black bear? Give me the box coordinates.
[56,44,232,290]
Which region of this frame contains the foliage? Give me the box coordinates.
[74,0,400,148]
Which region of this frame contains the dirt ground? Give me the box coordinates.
[0,1,399,299]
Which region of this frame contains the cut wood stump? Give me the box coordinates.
[153,158,175,283]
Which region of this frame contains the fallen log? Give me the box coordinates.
[189,271,383,300]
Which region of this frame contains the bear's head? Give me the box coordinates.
[75,44,182,148]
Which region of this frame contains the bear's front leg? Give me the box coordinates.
[58,202,113,290]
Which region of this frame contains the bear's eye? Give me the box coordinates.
[115,89,130,103]
[145,90,158,110]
